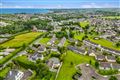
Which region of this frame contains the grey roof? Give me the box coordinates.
[58,37,66,46]
[49,36,56,44]
[21,70,32,80]
[112,63,120,70]
[68,46,86,53]
[107,56,116,60]
[38,45,46,52]
[5,70,20,80]
[100,62,111,68]
[96,55,105,60]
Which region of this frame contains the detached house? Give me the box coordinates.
[58,37,66,47]
[5,70,24,80]
[99,62,111,70]
[106,56,116,62]
[47,57,60,72]
[95,55,106,61]
[47,36,56,46]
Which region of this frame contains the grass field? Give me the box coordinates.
[57,51,95,80]
[39,38,50,45]
[74,33,85,40]
[89,38,120,51]
[0,32,43,48]
[0,67,10,79]
[79,21,89,28]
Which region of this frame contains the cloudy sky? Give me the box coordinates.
[0,0,119,8]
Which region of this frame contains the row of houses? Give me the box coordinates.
[99,62,120,71]
[83,40,120,55]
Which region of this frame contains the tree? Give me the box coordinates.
[89,60,92,65]
[95,61,99,68]
[109,76,118,80]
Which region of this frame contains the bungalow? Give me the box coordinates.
[47,36,56,46]
[29,52,44,61]
[37,45,46,53]
[106,56,116,62]
[99,62,111,70]
[87,50,96,57]
[95,55,106,61]
[47,57,60,72]
[5,70,24,80]
[51,47,58,52]
[21,70,32,80]
[112,63,120,71]
[0,52,10,56]
[68,46,87,55]
[58,37,66,47]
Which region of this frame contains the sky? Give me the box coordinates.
[0,0,120,8]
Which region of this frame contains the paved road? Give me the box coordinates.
[78,64,108,80]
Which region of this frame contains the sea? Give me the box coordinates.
[0,8,50,14]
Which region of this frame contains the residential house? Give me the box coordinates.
[37,45,46,53]
[112,63,120,71]
[58,37,66,47]
[47,57,60,72]
[106,56,116,62]
[87,50,96,57]
[5,70,24,80]
[68,46,87,55]
[99,62,111,70]
[95,55,106,61]
[29,52,44,62]
[47,36,56,46]
[21,70,32,80]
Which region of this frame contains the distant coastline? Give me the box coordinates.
[0,8,50,14]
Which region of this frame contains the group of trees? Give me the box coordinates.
[0,19,53,34]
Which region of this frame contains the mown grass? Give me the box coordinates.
[57,51,95,80]
[39,38,50,45]
[0,67,10,79]
[0,32,43,48]
[89,38,120,51]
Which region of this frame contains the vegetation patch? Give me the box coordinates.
[57,51,95,80]
[0,32,43,48]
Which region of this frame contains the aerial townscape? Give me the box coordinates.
[0,0,120,80]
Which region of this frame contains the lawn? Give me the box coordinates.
[57,51,95,80]
[89,38,120,51]
[74,33,85,40]
[0,32,43,48]
[0,67,10,79]
[79,21,89,28]
[39,38,50,45]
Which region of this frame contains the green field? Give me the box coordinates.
[0,67,10,79]
[39,38,50,45]
[79,21,89,28]
[57,51,95,80]
[74,33,85,40]
[0,32,43,48]
[89,38,120,51]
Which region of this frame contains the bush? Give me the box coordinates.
[99,69,118,75]
[109,76,118,80]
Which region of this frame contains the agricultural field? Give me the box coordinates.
[57,51,95,80]
[89,38,120,51]
[0,32,43,48]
